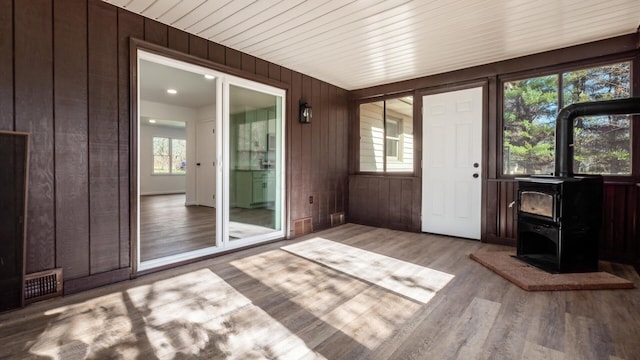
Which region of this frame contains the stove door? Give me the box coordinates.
[519,191,555,220]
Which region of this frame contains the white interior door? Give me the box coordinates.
[196,120,216,207]
[422,87,483,239]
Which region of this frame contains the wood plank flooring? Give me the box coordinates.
[140,194,275,261]
[1,223,639,359]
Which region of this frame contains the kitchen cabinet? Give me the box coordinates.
[235,170,275,208]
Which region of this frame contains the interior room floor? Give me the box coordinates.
[1,223,638,359]
[140,194,275,261]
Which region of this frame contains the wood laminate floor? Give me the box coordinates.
[140,194,275,261]
[1,224,639,359]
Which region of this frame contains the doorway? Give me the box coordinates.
[421,87,483,240]
[135,50,286,272]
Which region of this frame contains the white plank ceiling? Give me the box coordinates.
[104,0,640,90]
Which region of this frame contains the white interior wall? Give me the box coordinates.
[140,100,195,197]
[139,99,217,202]
[139,123,187,195]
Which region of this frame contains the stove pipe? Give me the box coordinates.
[555,97,640,177]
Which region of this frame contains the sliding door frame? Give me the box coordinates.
[130,39,289,275]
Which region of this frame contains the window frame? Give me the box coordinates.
[385,116,401,161]
[355,92,416,175]
[498,56,635,180]
[152,135,187,175]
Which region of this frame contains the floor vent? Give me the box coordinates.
[24,268,63,304]
[293,217,313,237]
[330,212,345,227]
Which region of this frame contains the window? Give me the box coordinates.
[359,96,413,172]
[386,118,400,159]
[153,137,186,174]
[502,61,631,175]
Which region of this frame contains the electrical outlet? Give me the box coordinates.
[309,196,313,204]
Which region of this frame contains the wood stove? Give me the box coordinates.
[516,97,640,273]
[515,175,602,273]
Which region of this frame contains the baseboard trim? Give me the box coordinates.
[140,191,185,196]
[64,268,131,295]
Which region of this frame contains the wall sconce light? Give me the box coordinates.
[299,102,312,123]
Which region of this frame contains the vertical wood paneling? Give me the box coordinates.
[601,184,638,262]
[348,175,420,231]
[378,177,390,224]
[269,63,281,82]
[8,1,351,290]
[486,181,499,238]
[225,48,241,70]
[311,78,322,228]
[143,18,167,47]
[188,34,207,59]
[241,53,255,74]
[320,82,330,226]
[401,179,413,227]
[208,42,225,65]
[256,58,269,79]
[288,71,302,223]
[54,0,89,279]
[411,176,421,227]
[88,0,120,273]
[117,8,143,269]
[0,0,13,131]
[487,76,498,179]
[301,75,313,219]
[14,0,55,273]
[167,27,189,53]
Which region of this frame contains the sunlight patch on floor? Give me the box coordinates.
[231,248,424,350]
[282,237,455,304]
[26,269,324,359]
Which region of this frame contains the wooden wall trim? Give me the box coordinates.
[64,268,131,295]
[0,0,13,131]
[14,0,55,273]
[130,38,290,92]
[54,0,90,279]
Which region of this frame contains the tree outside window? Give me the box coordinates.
[153,137,186,174]
[503,61,631,175]
[563,63,631,175]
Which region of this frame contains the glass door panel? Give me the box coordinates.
[227,84,284,243]
[137,51,221,271]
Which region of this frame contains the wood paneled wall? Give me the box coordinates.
[350,33,640,264]
[0,0,348,293]
[348,175,421,232]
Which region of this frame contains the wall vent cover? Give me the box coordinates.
[24,268,63,304]
[330,212,345,227]
[293,217,313,237]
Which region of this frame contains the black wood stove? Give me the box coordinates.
[515,97,640,273]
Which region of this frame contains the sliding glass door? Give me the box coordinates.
[136,50,285,271]
[225,81,285,247]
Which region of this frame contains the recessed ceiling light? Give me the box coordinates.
[167,89,177,94]
[148,119,156,123]
[204,74,215,80]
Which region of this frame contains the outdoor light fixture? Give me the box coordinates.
[167,89,177,94]
[299,102,312,123]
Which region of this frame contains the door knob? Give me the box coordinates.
[473,163,479,168]
[473,173,479,178]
